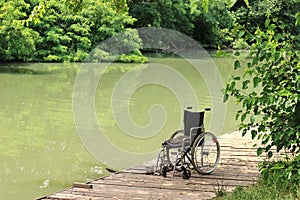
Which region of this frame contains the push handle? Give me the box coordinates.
[186,107,211,111]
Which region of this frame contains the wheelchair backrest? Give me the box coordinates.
[183,110,204,140]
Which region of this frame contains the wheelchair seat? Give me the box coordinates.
[162,135,186,148]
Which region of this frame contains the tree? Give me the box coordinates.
[192,1,235,48]
[190,0,249,13]
[232,0,300,37]
[223,16,300,157]
[0,0,39,61]
[0,0,145,62]
[128,0,195,36]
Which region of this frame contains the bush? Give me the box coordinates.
[115,50,148,63]
[259,156,300,193]
[214,183,298,200]
[224,16,300,157]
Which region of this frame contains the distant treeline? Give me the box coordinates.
[0,0,299,62]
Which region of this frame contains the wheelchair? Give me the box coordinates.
[155,107,220,179]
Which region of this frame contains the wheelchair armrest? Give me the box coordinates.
[189,126,203,141]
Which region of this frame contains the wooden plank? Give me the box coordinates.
[73,182,93,189]
[47,182,219,200]
[91,173,257,194]
[110,171,259,184]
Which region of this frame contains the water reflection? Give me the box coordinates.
[0,63,104,199]
[0,56,241,199]
[75,55,224,169]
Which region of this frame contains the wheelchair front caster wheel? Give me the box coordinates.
[161,166,167,177]
[182,169,191,179]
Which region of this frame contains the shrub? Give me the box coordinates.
[224,16,300,157]
[115,50,148,63]
[259,155,300,194]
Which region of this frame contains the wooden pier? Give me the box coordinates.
[37,131,277,200]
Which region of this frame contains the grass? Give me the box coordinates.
[213,181,300,200]
[214,155,300,200]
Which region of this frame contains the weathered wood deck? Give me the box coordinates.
[37,131,282,200]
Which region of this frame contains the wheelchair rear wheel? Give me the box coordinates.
[191,132,220,175]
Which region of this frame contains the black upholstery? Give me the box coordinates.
[163,110,204,147]
[183,110,204,140]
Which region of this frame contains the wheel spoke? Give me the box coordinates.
[191,132,220,175]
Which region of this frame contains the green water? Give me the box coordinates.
[0,55,241,199]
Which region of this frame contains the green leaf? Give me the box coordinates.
[241,113,247,122]
[257,147,263,156]
[253,77,261,88]
[252,57,259,66]
[234,60,241,70]
[250,115,256,124]
[296,12,300,25]
[267,151,273,158]
[270,163,285,170]
[238,30,245,38]
[230,81,236,90]
[251,130,257,139]
[225,0,237,8]
[235,110,243,120]
[234,51,240,57]
[259,49,266,60]
[223,93,229,103]
[242,80,250,89]
[235,113,240,120]
[258,125,265,132]
[243,0,249,7]
[232,76,241,81]
[265,18,271,27]
[242,129,247,136]
[202,0,209,13]
[216,49,226,58]
[268,24,276,31]
[190,0,199,14]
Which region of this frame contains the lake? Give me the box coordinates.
[0,54,242,199]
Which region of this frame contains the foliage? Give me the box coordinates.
[259,155,300,193]
[0,0,40,61]
[188,0,299,48]
[128,0,195,36]
[0,0,146,62]
[115,50,148,63]
[224,16,300,157]
[128,0,235,48]
[213,183,298,200]
[1,0,299,62]
[222,3,300,199]
[232,0,300,37]
[192,1,235,48]
[190,0,249,14]
[215,156,300,199]
[86,29,147,63]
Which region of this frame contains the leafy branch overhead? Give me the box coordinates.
[224,16,300,158]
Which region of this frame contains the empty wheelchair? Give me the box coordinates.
[155,107,220,179]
